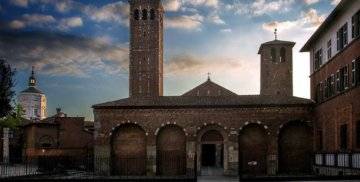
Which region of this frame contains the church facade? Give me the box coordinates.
[93,0,315,177]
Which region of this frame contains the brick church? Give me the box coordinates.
[93,0,360,177]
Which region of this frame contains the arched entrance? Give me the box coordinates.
[156,125,186,176]
[278,121,313,174]
[238,124,267,175]
[111,123,146,175]
[200,130,224,176]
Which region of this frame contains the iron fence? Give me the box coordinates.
[0,155,197,181]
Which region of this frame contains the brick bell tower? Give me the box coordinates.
[129,0,164,98]
[258,30,295,96]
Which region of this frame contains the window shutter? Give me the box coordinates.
[337,31,340,51]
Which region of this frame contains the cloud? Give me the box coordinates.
[331,0,341,6]
[163,0,182,12]
[303,0,319,5]
[54,0,74,12]
[9,20,26,29]
[10,0,28,7]
[207,11,225,25]
[227,0,294,16]
[84,1,129,26]
[184,0,219,8]
[262,8,325,32]
[8,14,56,29]
[165,54,242,74]
[0,31,129,76]
[165,14,204,30]
[220,28,232,33]
[58,17,83,30]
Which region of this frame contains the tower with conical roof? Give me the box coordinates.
[18,67,47,121]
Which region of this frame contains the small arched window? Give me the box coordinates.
[150,9,156,20]
[142,9,148,20]
[134,9,140,20]
[38,135,54,148]
[280,47,286,62]
[271,48,276,62]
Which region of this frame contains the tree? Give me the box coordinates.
[0,104,25,129]
[0,58,15,118]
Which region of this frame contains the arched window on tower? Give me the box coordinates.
[142,9,148,20]
[271,48,276,62]
[280,47,286,62]
[150,9,156,20]
[134,9,139,20]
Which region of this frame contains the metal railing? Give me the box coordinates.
[314,152,360,169]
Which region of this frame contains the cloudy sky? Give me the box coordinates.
[0,0,340,120]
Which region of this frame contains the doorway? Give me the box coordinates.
[200,130,224,176]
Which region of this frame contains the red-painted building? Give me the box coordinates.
[301,0,360,175]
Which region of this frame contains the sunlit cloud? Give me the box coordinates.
[0,31,129,77]
[165,14,204,30]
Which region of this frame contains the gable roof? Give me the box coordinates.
[182,78,237,97]
[93,95,314,109]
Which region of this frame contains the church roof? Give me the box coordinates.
[182,78,237,97]
[258,40,295,54]
[21,87,44,94]
[93,95,314,109]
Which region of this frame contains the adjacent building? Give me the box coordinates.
[23,108,94,165]
[300,0,360,175]
[18,67,47,121]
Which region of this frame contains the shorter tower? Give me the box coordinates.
[258,33,295,96]
[18,67,47,121]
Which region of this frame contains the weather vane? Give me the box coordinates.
[274,28,278,40]
[207,72,211,80]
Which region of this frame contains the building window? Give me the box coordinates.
[339,66,349,91]
[270,48,276,62]
[134,9,139,20]
[150,9,156,20]
[330,74,335,96]
[336,70,340,92]
[357,58,360,86]
[352,60,356,86]
[139,85,142,94]
[344,66,349,89]
[280,47,286,62]
[142,9,148,20]
[340,124,348,150]
[352,10,360,39]
[327,39,332,60]
[324,79,328,98]
[314,48,322,70]
[316,83,321,102]
[325,77,331,98]
[337,23,348,51]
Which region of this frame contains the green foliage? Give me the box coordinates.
[0,58,16,118]
[0,104,25,129]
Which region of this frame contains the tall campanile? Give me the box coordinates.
[129,0,164,98]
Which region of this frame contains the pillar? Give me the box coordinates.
[3,128,9,164]
[267,134,278,175]
[94,145,111,176]
[186,139,196,175]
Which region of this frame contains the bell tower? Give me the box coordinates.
[129,0,164,98]
[258,30,295,96]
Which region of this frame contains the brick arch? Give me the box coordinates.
[196,124,229,174]
[238,123,268,175]
[111,123,146,176]
[156,124,186,175]
[239,121,270,135]
[109,121,149,137]
[278,120,313,174]
[196,123,229,141]
[155,122,188,136]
